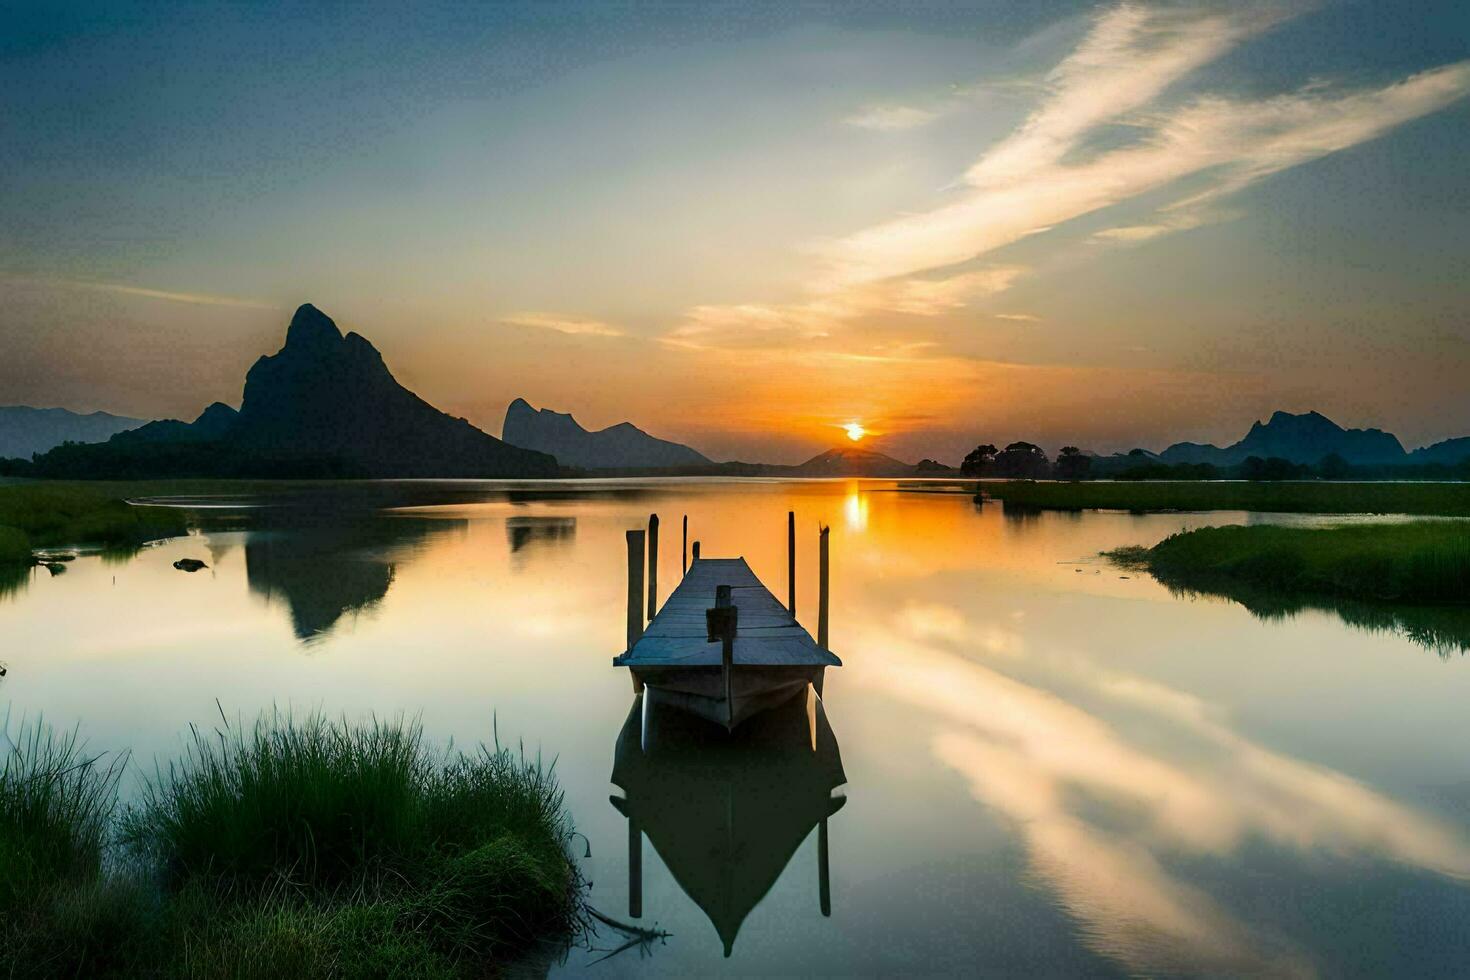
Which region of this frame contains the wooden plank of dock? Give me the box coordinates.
[614,557,841,669]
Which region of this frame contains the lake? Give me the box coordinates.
[4,479,1469,977]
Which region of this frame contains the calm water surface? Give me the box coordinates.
[4,480,1470,977]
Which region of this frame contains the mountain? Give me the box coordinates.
[1411,437,1470,466]
[114,402,239,445]
[501,398,710,470]
[0,406,146,458]
[791,446,914,477]
[1160,411,1407,466]
[23,304,559,479]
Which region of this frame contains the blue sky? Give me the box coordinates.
[3,1,1467,462]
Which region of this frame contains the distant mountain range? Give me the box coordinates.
[15,304,558,479]
[502,398,710,470]
[9,322,1468,480]
[1157,411,1408,466]
[0,406,146,459]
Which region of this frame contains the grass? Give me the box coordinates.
[983,480,1470,516]
[0,721,125,914]
[1108,521,1470,654]
[0,714,587,978]
[0,482,190,561]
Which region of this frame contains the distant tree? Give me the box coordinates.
[961,444,998,477]
[1241,456,1305,481]
[1055,446,1091,480]
[993,441,1052,478]
[1316,453,1351,480]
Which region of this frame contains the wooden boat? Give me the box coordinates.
[613,555,841,730]
[609,690,847,956]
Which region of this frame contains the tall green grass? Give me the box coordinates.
[985,480,1470,516]
[0,721,124,911]
[0,714,587,978]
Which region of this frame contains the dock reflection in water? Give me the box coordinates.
[609,691,847,957]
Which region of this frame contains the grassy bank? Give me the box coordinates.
[984,480,1470,516]
[1108,522,1470,653]
[0,482,191,561]
[0,715,586,978]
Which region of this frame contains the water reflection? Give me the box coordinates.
[506,516,576,555]
[242,515,464,643]
[855,604,1470,977]
[1151,576,1470,656]
[609,691,847,957]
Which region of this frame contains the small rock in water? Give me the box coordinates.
[44,562,67,575]
[173,558,208,572]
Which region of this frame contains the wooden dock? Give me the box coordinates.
[613,534,841,728]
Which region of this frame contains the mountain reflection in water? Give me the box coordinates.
[242,514,464,642]
[610,691,846,957]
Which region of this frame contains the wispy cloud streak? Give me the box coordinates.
[42,279,278,310]
[674,2,1470,355]
[501,312,625,337]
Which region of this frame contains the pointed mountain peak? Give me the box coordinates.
[508,397,534,412]
[285,303,343,351]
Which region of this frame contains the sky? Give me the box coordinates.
[2,0,1468,464]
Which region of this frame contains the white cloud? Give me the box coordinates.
[844,103,940,131]
[501,312,625,337]
[994,312,1042,322]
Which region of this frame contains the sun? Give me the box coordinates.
[844,422,867,442]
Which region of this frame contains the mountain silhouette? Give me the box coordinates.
[229,306,557,477]
[114,402,239,445]
[1411,437,1470,466]
[1161,410,1407,466]
[21,304,559,478]
[501,397,709,469]
[792,446,913,477]
[0,406,145,458]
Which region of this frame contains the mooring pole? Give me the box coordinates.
[692,540,701,561]
[787,510,796,616]
[713,584,736,729]
[647,514,659,622]
[818,525,830,651]
[818,817,831,917]
[626,529,645,693]
[629,815,643,919]
[682,514,688,575]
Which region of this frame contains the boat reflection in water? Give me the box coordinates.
[609,690,847,957]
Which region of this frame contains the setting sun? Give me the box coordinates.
[844,423,866,442]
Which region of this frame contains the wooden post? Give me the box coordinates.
[626,530,645,693]
[818,525,830,650]
[628,816,643,919]
[647,514,659,622]
[692,540,701,561]
[682,515,688,575]
[787,510,796,617]
[818,817,831,917]
[711,587,735,731]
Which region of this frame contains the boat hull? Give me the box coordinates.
[632,664,823,730]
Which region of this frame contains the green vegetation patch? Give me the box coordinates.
[985,480,1470,516]
[0,483,188,558]
[1114,521,1470,603]
[1107,521,1470,654]
[0,715,586,978]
